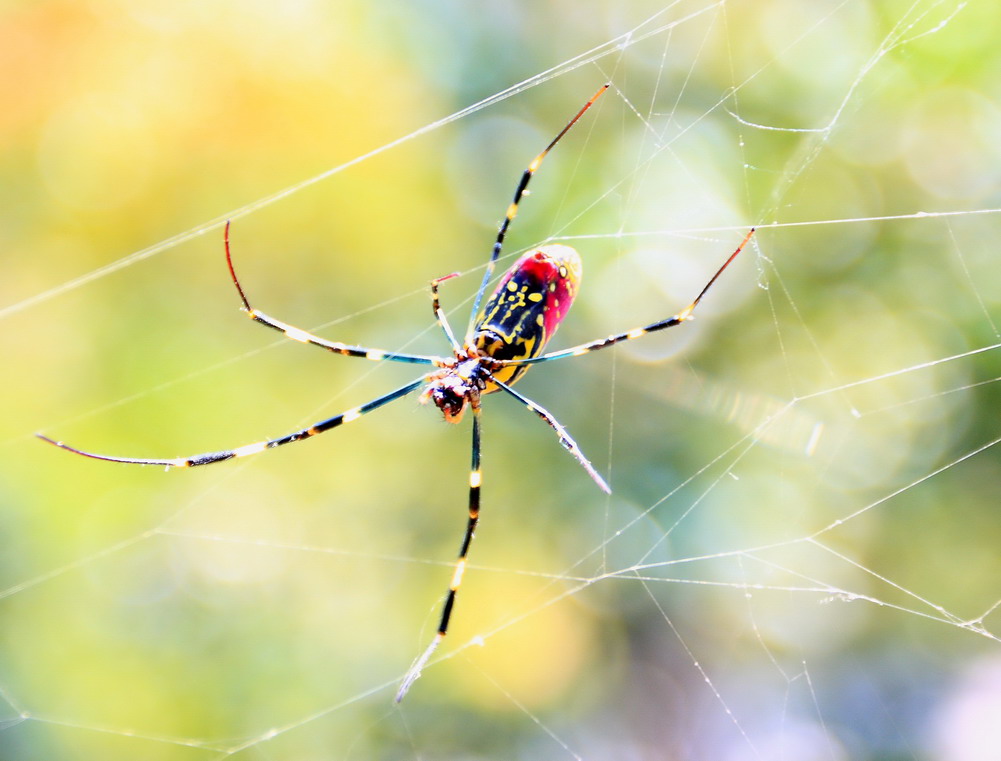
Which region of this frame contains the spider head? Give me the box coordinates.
[422,374,471,423]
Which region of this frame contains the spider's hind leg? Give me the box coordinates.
[396,399,483,702]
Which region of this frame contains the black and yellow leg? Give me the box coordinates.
[430,272,463,353]
[491,375,610,494]
[396,401,483,702]
[37,376,427,468]
[465,84,610,333]
[498,228,755,368]
[224,221,436,365]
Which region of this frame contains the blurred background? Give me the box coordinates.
[3,0,1001,758]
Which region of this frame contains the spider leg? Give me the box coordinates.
[37,376,426,468]
[490,375,610,494]
[465,84,610,335]
[225,222,436,365]
[499,228,755,368]
[430,273,462,353]
[396,399,483,702]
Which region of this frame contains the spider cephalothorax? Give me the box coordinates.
[420,351,494,423]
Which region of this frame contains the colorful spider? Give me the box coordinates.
[38,84,754,701]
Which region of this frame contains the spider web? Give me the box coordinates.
[4,0,1001,758]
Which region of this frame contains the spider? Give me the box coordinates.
[38,84,754,701]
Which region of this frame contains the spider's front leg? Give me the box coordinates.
[465,83,609,333]
[429,271,463,352]
[224,221,437,365]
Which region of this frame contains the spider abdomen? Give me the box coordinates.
[472,245,581,388]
